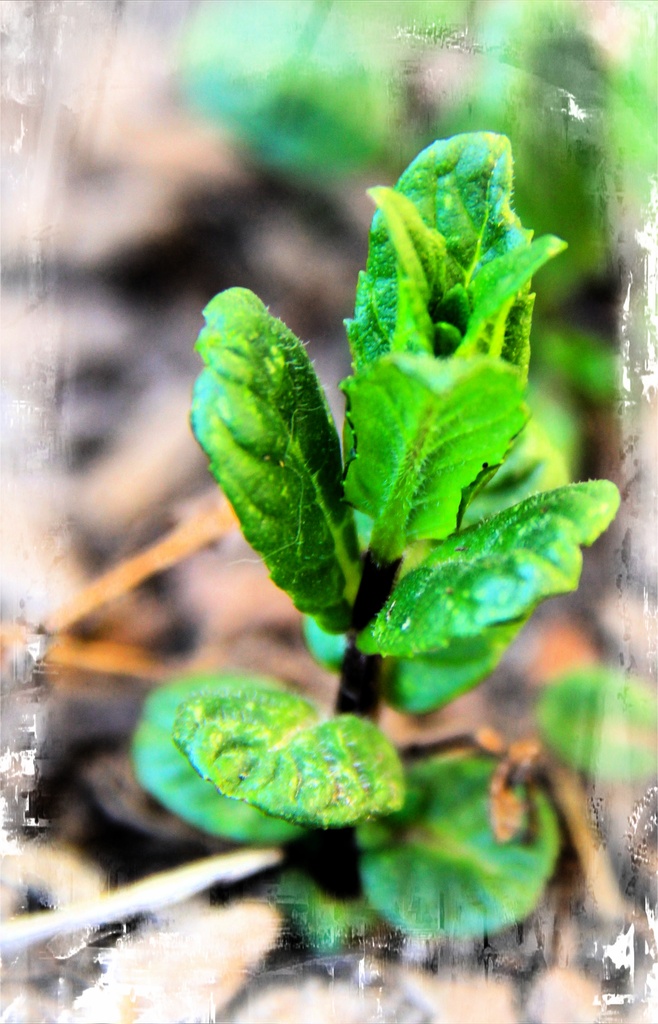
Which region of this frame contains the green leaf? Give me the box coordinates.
[537,667,658,781]
[358,754,560,938]
[500,291,535,379]
[459,236,567,366]
[302,616,347,671]
[342,354,527,563]
[173,688,404,829]
[384,621,524,715]
[360,481,619,657]
[131,675,304,844]
[347,132,531,370]
[191,288,360,633]
[462,405,573,528]
[277,869,378,953]
[367,187,447,357]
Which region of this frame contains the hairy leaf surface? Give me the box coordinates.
[191,287,360,633]
[367,187,446,356]
[459,235,567,367]
[173,688,404,829]
[132,675,303,843]
[343,354,527,563]
[538,668,658,781]
[347,133,531,369]
[360,481,619,657]
[462,409,573,528]
[358,754,560,938]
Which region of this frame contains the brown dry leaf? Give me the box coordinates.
[524,966,599,1024]
[71,899,280,1024]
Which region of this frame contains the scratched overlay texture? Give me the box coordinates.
[1,2,656,1021]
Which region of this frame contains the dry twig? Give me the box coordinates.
[46,498,237,635]
[0,848,283,952]
[46,637,172,679]
[548,763,628,920]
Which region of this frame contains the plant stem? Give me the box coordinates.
[335,638,379,715]
[335,551,400,716]
[288,827,362,901]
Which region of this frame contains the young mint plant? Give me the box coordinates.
[133,132,621,941]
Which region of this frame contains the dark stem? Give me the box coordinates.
[350,550,401,632]
[335,550,400,716]
[335,638,379,715]
[402,732,502,764]
[287,826,362,901]
[313,552,401,905]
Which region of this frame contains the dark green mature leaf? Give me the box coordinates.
[538,668,658,781]
[132,675,303,844]
[360,481,619,657]
[358,754,560,938]
[277,869,377,953]
[384,621,523,715]
[191,288,360,633]
[342,354,527,563]
[347,133,531,369]
[173,688,404,829]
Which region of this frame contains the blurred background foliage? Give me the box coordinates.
[179,0,655,480]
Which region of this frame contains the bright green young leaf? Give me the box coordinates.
[132,675,304,844]
[191,288,360,633]
[500,290,536,377]
[277,869,378,953]
[173,688,404,829]
[358,754,560,939]
[537,667,658,781]
[346,132,531,370]
[342,354,527,563]
[360,481,619,657]
[384,620,524,715]
[367,187,447,356]
[459,235,567,370]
